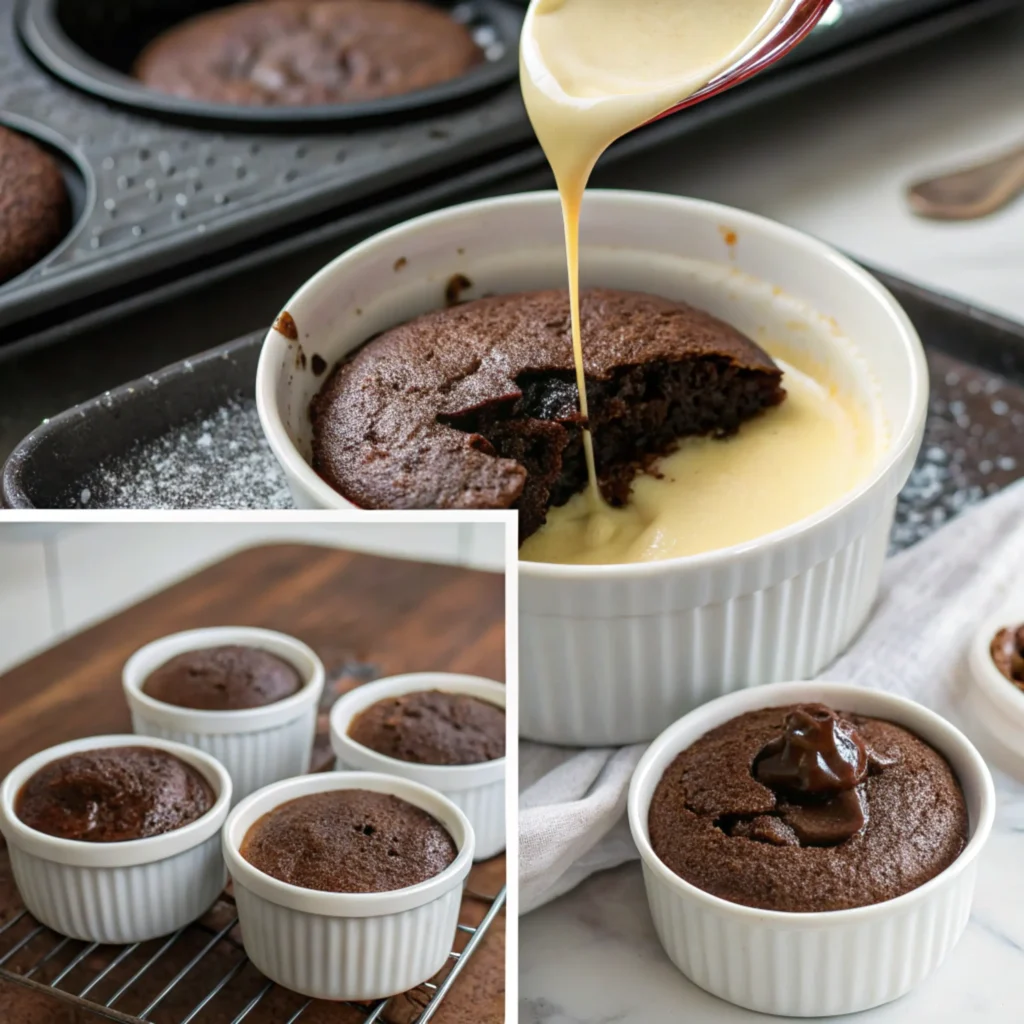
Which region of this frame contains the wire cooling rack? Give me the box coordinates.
[0,881,505,1022]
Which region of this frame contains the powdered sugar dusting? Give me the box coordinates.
[54,351,1024,532]
[63,399,293,510]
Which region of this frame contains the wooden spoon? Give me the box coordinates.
[908,145,1024,220]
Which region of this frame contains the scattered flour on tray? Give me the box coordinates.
[66,399,294,510]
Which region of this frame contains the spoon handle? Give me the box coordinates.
[908,145,1024,221]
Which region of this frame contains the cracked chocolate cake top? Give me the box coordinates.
[133,0,483,106]
[348,689,505,765]
[648,704,968,912]
[311,288,784,537]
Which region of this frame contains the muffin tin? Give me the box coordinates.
[0,0,1014,352]
[0,0,532,347]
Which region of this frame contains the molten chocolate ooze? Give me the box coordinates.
[754,704,881,846]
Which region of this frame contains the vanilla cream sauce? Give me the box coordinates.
[519,0,875,564]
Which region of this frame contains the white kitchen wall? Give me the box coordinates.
[0,519,508,675]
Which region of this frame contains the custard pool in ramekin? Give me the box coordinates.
[257,191,927,745]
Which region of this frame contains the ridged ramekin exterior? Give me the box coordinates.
[8,833,226,945]
[123,627,325,804]
[329,673,506,860]
[129,709,318,806]
[640,857,976,1017]
[224,772,474,1002]
[442,780,505,861]
[234,881,462,1001]
[521,505,893,745]
[628,681,995,1017]
[0,735,232,945]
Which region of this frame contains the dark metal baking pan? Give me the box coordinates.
[21,0,521,126]
[0,0,1018,353]
[0,0,535,344]
[6,269,1024,534]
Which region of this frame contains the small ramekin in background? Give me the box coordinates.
[628,680,995,1018]
[0,735,231,944]
[123,627,325,804]
[330,673,506,860]
[967,607,1024,778]
[256,190,928,747]
[223,771,474,1002]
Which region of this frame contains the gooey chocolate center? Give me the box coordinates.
[753,704,870,846]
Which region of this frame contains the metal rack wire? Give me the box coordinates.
[0,884,505,1023]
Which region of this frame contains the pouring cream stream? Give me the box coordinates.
[518,0,868,561]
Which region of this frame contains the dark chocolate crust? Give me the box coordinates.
[134,0,483,106]
[143,644,302,710]
[648,706,969,912]
[16,747,214,842]
[311,288,785,538]
[240,789,457,892]
[349,690,505,765]
[0,126,70,286]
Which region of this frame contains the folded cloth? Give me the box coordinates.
[519,480,1024,914]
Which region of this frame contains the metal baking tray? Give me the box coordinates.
[0,0,1018,355]
[6,270,1024,543]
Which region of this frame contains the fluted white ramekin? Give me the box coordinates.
[256,190,927,746]
[0,735,232,944]
[223,771,474,1001]
[628,680,995,1018]
[123,627,325,804]
[967,606,1024,778]
[329,673,505,861]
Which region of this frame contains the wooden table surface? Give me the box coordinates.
[0,543,505,774]
[0,544,507,1024]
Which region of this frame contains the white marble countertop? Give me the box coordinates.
[520,7,1024,1022]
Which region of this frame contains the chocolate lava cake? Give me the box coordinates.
[648,704,969,912]
[349,690,506,765]
[311,287,786,539]
[142,644,302,710]
[134,0,483,106]
[241,789,457,892]
[16,746,214,842]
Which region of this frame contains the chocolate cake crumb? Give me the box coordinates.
[311,288,784,540]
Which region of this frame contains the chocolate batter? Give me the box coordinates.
[134,0,483,106]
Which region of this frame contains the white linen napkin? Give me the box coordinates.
[519,480,1024,915]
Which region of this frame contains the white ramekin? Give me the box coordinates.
[628,680,995,1018]
[967,606,1024,778]
[256,190,928,746]
[123,627,325,804]
[329,673,506,861]
[0,735,232,944]
[223,771,474,1001]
